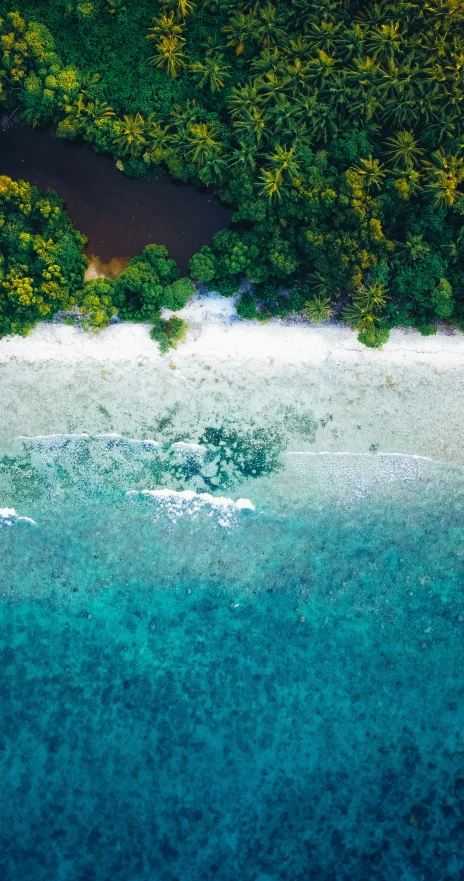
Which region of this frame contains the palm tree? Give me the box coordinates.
[222,9,259,56]
[408,83,443,129]
[184,121,223,166]
[283,36,309,58]
[171,99,199,142]
[307,271,341,300]
[77,71,102,101]
[229,82,263,117]
[354,2,390,27]
[354,282,387,313]
[199,154,229,184]
[250,47,281,74]
[396,233,431,261]
[303,295,334,323]
[325,73,351,119]
[59,96,113,137]
[284,56,311,94]
[147,13,184,41]
[436,85,464,135]
[267,93,303,135]
[311,104,339,143]
[267,145,300,180]
[290,92,319,128]
[112,113,146,156]
[258,167,283,201]
[63,91,87,122]
[308,50,337,89]
[344,282,387,329]
[229,139,260,172]
[232,106,270,145]
[380,60,422,108]
[150,35,187,78]
[347,56,382,91]
[352,156,386,191]
[343,302,375,331]
[177,0,195,17]
[21,104,44,127]
[306,20,343,54]
[255,70,290,104]
[384,130,424,170]
[339,24,365,61]
[255,3,287,49]
[86,99,115,127]
[424,0,464,25]
[158,0,196,15]
[144,117,173,162]
[293,0,341,29]
[423,148,464,208]
[365,23,404,62]
[190,51,230,93]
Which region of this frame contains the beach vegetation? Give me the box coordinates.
[2,2,464,344]
[0,175,87,336]
[0,177,190,346]
[303,296,333,325]
[236,291,258,320]
[150,314,188,352]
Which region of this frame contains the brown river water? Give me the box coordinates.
[0,126,233,274]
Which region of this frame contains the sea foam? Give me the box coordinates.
[127,488,255,527]
[17,433,160,450]
[0,508,36,527]
[286,451,436,462]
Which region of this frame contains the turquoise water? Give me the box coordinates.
[1,435,464,880]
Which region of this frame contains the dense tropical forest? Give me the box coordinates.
[1,1,464,346]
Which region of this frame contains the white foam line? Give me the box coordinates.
[286,451,437,462]
[127,488,254,527]
[17,433,160,447]
[17,433,91,441]
[127,488,254,509]
[170,442,205,453]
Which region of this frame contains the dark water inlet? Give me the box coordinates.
[0,127,233,274]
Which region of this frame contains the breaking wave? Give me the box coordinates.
[17,433,161,451]
[0,508,36,527]
[127,488,255,528]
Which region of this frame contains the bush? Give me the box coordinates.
[236,292,258,320]
[417,323,438,336]
[76,278,117,328]
[357,325,390,349]
[189,247,216,283]
[161,277,194,311]
[150,315,187,353]
[431,278,454,318]
[112,244,179,321]
[214,279,240,297]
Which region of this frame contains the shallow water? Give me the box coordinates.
[1,429,464,880]
[0,127,233,272]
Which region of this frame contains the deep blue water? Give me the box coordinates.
[1,436,464,880]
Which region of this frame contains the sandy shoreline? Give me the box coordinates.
[0,293,463,464]
[0,294,464,366]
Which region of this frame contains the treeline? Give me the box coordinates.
[1,3,464,345]
[0,175,193,348]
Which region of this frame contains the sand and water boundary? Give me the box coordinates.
[0,293,463,465]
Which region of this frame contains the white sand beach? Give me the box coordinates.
[0,293,463,464]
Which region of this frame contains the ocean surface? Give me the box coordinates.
[1,431,464,880]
